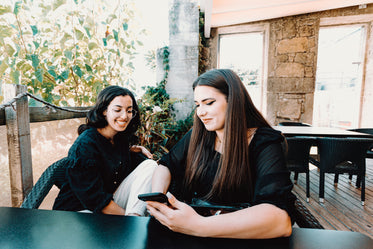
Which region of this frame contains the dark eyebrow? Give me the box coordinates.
[113,105,133,109]
[194,98,216,103]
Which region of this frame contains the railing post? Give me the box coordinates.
[3,84,33,207]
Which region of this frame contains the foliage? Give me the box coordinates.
[0,1,193,159]
[198,10,208,75]
[136,47,193,159]
[0,0,146,106]
[234,68,260,86]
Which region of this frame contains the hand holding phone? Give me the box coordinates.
[138,192,170,205]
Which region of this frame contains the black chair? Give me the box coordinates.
[316,137,373,205]
[293,198,324,229]
[21,157,69,209]
[285,137,317,202]
[348,128,373,159]
[278,123,319,165]
[279,122,311,127]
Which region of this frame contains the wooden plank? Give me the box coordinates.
[292,159,373,239]
[4,84,33,207]
[28,106,89,123]
[0,107,89,126]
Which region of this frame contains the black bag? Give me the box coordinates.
[190,198,250,216]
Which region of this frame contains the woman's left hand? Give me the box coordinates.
[146,193,205,236]
[130,145,153,159]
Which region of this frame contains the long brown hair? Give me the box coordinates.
[184,69,270,202]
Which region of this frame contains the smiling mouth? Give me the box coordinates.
[116,120,128,126]
[202,118,212,124]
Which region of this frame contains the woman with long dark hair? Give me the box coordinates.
[53,85,156,216]
[148,69,295,238]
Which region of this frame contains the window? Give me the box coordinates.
[217,24,269,113]
[313,25,367,128]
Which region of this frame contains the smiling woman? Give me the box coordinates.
[149,69,296,239]
[53,85,157,216]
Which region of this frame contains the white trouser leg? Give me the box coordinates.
[114,159,157,216]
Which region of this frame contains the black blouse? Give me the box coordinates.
[53,128,141,213]
[159,127,296,218]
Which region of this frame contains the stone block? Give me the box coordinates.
[277,54,288,63]
[265,92,277,125]
[276,96,302,120]
[275,63,304,77]
[288,54,295,62]
[268,77,315,92]
[305,66,313,77]
[294,53,307,64]
[275,30,283,40]
[303,93,314,123]
[282,20,297,39]
[298,25,314,37]
[277,37,308,54]
[308,37,316,49]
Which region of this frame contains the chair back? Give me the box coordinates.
[348,129,373,156]
[286,137,316,167]
[21,157,70,209]
[348,128,373,136]
[279,122,311,127]
[317,137,373,172]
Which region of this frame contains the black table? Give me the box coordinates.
[274,126,373,138]
[1,207,372,249]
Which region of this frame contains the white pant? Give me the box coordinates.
[113,159,157,216]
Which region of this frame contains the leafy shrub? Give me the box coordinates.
[0,0,146,106]
[136,47,193,159]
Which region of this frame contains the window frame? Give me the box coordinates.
[317,14,373,127]
[216,23,269,114]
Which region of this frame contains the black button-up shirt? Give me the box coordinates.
[53,128,142,213]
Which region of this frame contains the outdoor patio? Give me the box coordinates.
[292,158,373,239]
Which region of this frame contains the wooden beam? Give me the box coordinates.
[3,84,33,207]
[28,106,89,123]
[0,107,90,126]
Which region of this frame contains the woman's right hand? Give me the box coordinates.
[130,145,153,159]
[146,192,205,237]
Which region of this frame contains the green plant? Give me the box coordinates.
[0,0,146,106]
[136,46,193,159]
[198,10,208,75]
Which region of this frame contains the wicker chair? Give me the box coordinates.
[348,128,373,159]
[21,157,69,209]
[21,152,148,209]
[285,137,316,202]
[278,122,311,127]
[316,137,373,205]
[293,198,323,229]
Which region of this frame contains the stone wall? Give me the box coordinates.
[208,4,373,125]
[267,14,318,124]
[166,0,199,120]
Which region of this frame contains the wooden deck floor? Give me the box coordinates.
[292,158,373,239]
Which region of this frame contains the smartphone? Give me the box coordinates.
[138,192,170,205]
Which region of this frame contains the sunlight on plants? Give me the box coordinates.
[0,0,193,158]
[0,0,146,106]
